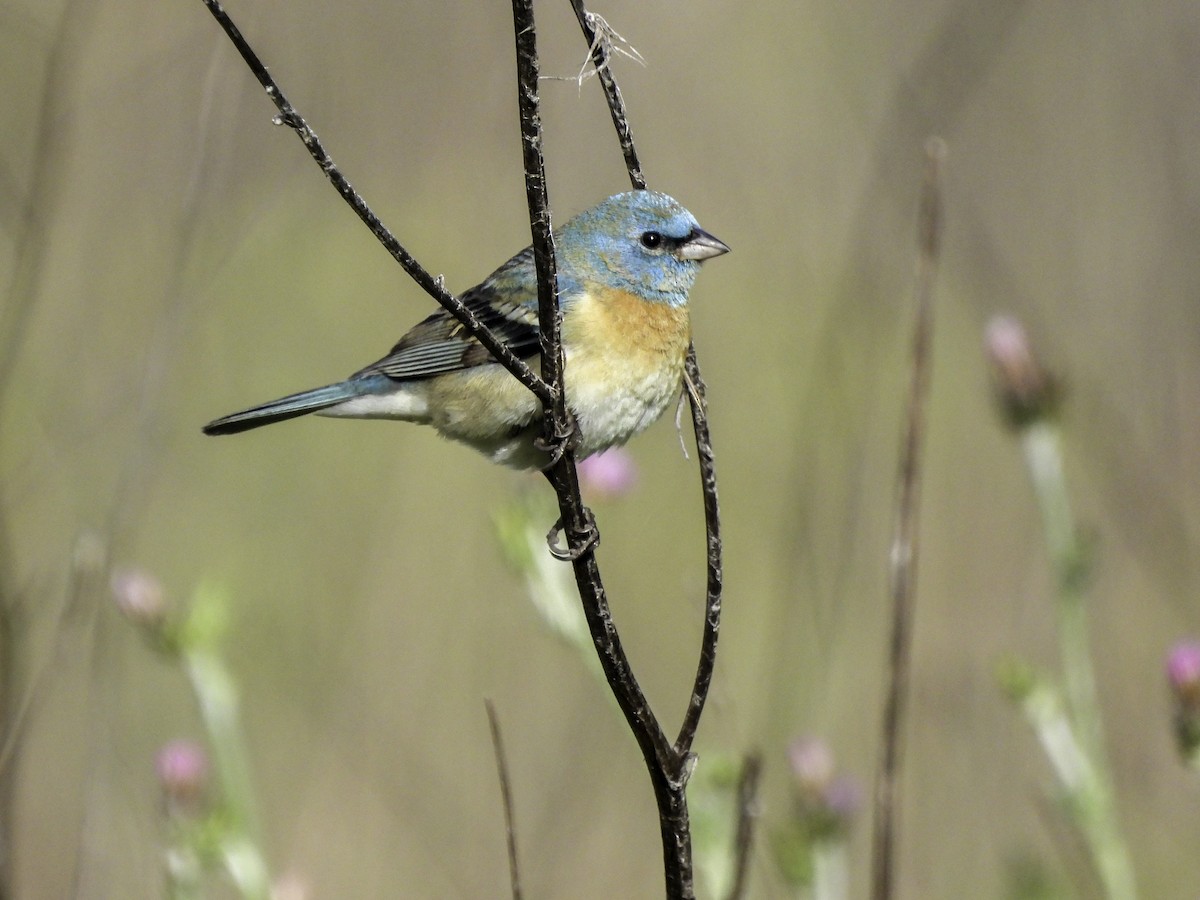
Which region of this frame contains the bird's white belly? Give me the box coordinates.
[567,360,682,457]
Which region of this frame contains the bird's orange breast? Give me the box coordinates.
[560,285,692,454]
[561,285,691,372]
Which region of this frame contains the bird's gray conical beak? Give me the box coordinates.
[676,227,730,261]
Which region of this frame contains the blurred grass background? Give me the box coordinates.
[3,0,1200,896]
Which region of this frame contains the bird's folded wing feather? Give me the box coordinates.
[353,258,543,382]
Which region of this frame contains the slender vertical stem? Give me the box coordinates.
[181,648,270,899]
[567,0,646,190]
[1020,423,1100,757]
[870,138,945,900]
[725,753,762,900]
[0,5,98,887]
[512,3,692,895]
[1019,422,1137,900]
[485,700,523,900]
[675,351,722,757]
[564,6,724,758]
[813,840,850,900]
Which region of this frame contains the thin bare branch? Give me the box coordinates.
[194,0,551,405]
[567,1,646,190]
[193,3,721,896]
[485,700,522,900]
[563,3,724,761]
[513,3,692,896]
[870,137,947,900]
[674,350,722,757]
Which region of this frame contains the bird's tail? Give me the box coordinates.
[203,382,360,435]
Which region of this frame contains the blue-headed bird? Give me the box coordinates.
[203,190,728,469]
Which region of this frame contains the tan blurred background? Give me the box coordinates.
[4,0,1200,896]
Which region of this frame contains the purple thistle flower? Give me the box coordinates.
[156,739,209,808]
[578,448,639,500]
[785,737,861,839]
[1167,641,1200,698]
[1166,641,1200,764]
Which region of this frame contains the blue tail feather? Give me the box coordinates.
[203,382,361,435]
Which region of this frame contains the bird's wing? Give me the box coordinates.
[353,258,542,382]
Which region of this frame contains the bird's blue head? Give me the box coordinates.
[557,191,729,306]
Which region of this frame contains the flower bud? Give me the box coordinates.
[111,568,167,629]
[785,737,859,840]
[984,315,1058,429]
[1167,641,1200,697]
[822,775,863,824]
[787,736,835,793]
[1167,641,1200,764]
[156,739,209,811]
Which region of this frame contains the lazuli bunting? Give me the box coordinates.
[203,190,728,468]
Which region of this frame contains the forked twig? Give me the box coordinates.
[869,137,946,900]
[562,1,724,761]
[564,2,726,894]
[512,3,690,897]
[193,2,723,895]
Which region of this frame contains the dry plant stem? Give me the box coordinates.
[0,5,98,885]
[676,352,722,756]
[563,3,724,757]
[567,0,646,190]
[514,3,704,897]
[725,753,762,900]
[485,700,522,900]
[566,0,726,891]
[870,138,946,900]
[195,0,721,894]
[195,0,549,406]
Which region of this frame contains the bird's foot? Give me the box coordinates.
[546,509,600,561]
[534,413,581,470]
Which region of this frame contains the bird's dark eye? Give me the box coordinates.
[640,231,663,249]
